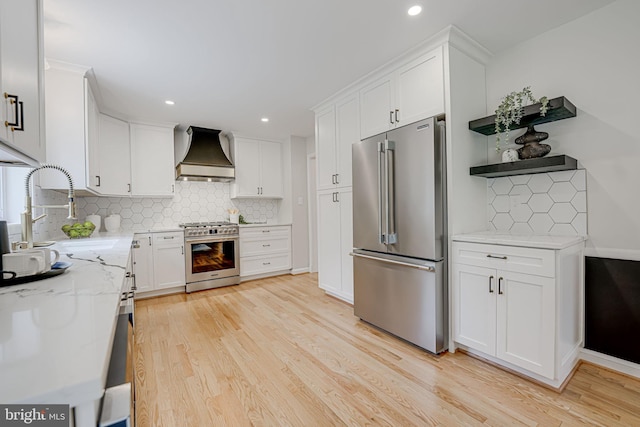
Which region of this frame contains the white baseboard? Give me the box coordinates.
[290,267,309,275]
[134,285,185,300]
[580,349,640,379]
[240,269,291,282]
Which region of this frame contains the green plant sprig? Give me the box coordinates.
[494,86,549,152]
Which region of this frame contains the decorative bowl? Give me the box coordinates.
[61,222,96,239]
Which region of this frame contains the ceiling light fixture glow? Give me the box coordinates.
[408,5,422,16]
[261,117,269,122]
[165,100,175,105]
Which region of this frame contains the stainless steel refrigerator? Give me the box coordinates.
[352,116,447,354]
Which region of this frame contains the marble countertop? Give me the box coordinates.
[0,232,134,406]
[452,231,586,250]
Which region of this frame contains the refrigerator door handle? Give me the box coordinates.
[350,252,435,272]
[385,140,397,244]
[377,141,386,244]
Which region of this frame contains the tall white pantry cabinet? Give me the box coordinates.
[315,94,357,303]
[312,26,490,305]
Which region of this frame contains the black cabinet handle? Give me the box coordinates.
[489,275,494,293]
[487,254,507,260]
[395,109,399,123]
[498,277,504,295]
[389,111,394,124]
[4,93,24,131]
[96,176,101,187]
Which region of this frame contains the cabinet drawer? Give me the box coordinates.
[452,242,555,278]
[240,253,291,277]
[152,231,184,246]
[241,237,290,257]
[240,226,290,241]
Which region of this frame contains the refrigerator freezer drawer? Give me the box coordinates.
[353,252,447,353]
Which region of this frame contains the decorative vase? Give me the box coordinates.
[515,125,551,159]
[501,148,518,163]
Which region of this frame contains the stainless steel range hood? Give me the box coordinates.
[175,126,235,182]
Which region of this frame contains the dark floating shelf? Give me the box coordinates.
[470,155,578,178]
[469,96,577,136]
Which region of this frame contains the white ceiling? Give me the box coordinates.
[43,0,614,141]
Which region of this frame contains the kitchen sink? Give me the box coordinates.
[56,239,119,252]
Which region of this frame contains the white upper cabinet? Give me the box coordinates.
[359,46,444,140]
[316,106,337,190]
[130,123,175,197]
[85,82,100,192]
[0,0,45,164]
[231,136,283,199]
[41,64,98,192]
[359,75,394,140]
[41,63,176,197]
[335,96,357,188]
[258,140,283,198]
[233,137,261,196]
[316,94,357,191]
[97,114,131,196]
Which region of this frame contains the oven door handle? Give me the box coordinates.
[186,236,238,244]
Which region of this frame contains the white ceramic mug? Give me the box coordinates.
[25,248,60,272]
[2,252,47,278]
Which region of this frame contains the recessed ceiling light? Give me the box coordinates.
[261,117,269,123]
[408,5,422,16]
[165,100,175,105]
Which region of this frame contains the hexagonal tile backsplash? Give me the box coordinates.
[75,181,278,231]
[487,169,587,236]
[15,181,277,241]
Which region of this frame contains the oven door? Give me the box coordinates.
[185,235,240,283]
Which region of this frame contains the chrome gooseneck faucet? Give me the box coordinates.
[21,164,77,248]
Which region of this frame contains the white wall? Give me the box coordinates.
[485,0,640,258]
[306,135,317,272]
[289,136,310,272]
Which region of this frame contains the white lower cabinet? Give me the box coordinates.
[452,240,583,387]
[133,231,185,297]
[239,225,291,278]
[317,187,353,303]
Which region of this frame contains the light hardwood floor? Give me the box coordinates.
[134,273,640,426]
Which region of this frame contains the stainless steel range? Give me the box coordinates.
[180,222,240,293]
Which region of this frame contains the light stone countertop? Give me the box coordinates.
[452,231,586,250]
[0,232,134,406]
